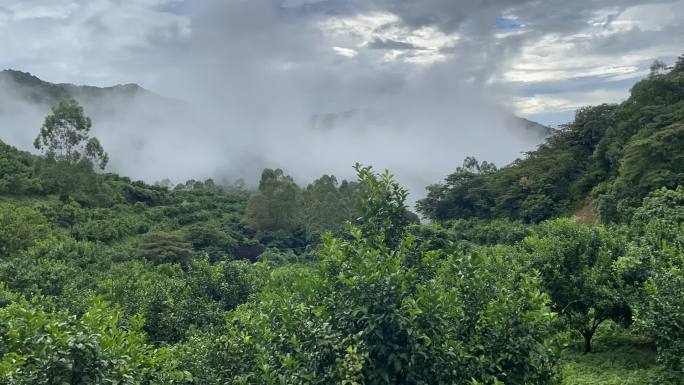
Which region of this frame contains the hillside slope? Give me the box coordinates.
[0,69,178,108]
[418,56,684,223]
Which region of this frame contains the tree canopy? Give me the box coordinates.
[34,98,108,170]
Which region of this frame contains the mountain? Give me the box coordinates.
[0,69,196,179]
[511,116,555,139]
[0,69,177,108]
[310,108,554,141]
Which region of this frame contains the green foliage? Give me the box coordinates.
[0,237,111,313]
[0,297,185,384]
[597,111,684,222]
[194,168,558,385]
[244,168,370,250]
[447,218,533,245]
[524,219,630,353]
[0,204,49,257]
[34,98,108,169]
[354,163,413,248]
[636,269,684,377]
[417,157,498,221]
[184,222,237,261]
[625,187,684,375]
[138,232,195,267]
[72,208,150,243]
[0,142,42,195]
[3,67,684,383]
[23,99,114,204]
[559,326,678,385]
[39,159,110,204]
[420,59,684,224]
[301,174,361,237]
[244,168,302,239]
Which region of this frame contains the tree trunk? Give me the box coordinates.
[583,331,593,354]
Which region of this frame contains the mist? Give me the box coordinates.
[9,0,677,201]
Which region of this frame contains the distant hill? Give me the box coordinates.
[1,68,553,143]
[0,69,179,107]
[310,108,554,141]
[0,69,189,122]
[0,69,198,180]
[511,116,555,139]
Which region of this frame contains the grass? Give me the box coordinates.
[559,324,680,385]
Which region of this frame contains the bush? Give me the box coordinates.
[138,232,194,267]
[184,222,236,260]
[0,141,42,195]
[447,218,533,245]
[0,298,186,384]
[189,167,558,385]
[0,204,49,257]
[627,187,684,375]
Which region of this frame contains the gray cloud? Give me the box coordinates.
[368,38,423,51]
[0,0,682,201]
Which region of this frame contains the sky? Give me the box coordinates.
[0,0,683,195]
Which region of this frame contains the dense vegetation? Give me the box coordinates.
[417,56,684,224]
[0,57,683,384]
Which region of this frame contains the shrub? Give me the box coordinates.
[0,298,186,384]
[191,167,558,384]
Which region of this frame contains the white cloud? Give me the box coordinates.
[319,11,458,64]
[333,46,358,58]
[616,2,684,31]
[6,1,79,20]
[319,12,400,42]
[0,0,190,86]
[514,88,631,115]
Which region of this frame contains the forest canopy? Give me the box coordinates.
[417,57,684,225]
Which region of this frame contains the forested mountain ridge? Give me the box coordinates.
[0,69,175,107]
[418,57,684,223]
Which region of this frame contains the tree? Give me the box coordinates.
[0,297,187,384]
[243,168,303,240]
[674,54,684,72]
[138,232,195,267]
[184,222,237,261]
[524,219,630,353]
[417,157,497,221]
[34,98,108,170]
[0,141,42,195]
[354,163,412,248]
[301,175,361,236]
[625,187,684,374]
[649,60,668,77]
[0,204,49,257]
[32,99,110,203]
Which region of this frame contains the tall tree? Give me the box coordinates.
[33,98,110,203]
[244,168,303,238]
[34,98,108,170]
[301,175,361,236]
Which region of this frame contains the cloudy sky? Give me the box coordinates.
[1,0,682,125]
[0,0,683,196]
